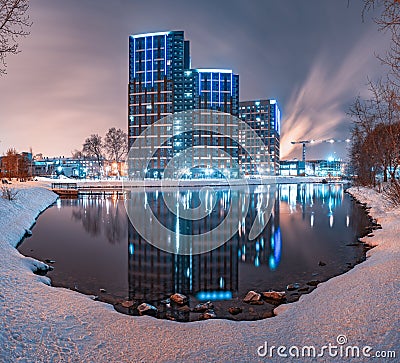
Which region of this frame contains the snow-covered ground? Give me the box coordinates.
[0,185,398,362]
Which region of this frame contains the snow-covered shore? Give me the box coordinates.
[0,185,398,362]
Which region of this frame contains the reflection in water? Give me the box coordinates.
[18,183,369,322]
[71,196,127,243]
[126,183,362,321]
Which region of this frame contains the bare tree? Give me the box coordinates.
[104,127,127,162]
[0,0,31,75]
[71,149,84,159]
[363,0,400,85]
[82,134,103,174]
[1,148,18,179]
[349,80,400,184]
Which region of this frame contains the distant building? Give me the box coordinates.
[128,30,240,179]
[239,100,281,175]
[280,160,306,176]
[279,159,347,177]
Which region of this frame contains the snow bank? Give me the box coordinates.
[0,186,398,362]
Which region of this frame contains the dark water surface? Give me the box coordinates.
[18,183,371,321]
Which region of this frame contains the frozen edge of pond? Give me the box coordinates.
[0,185,398,362]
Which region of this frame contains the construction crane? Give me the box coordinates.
[291,138,351,162]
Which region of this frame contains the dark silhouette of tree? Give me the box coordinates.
[349,81,400,184]
[349,2,400,185]
[0,0,31,75]
[364,0,400,85]
[104,127,127,162]
[82,134,103,175]
[71,149,85,159]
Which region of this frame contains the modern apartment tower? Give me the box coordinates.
[128,30,240,178]
[239,100,281,175]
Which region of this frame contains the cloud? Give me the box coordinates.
[280,30,389,159]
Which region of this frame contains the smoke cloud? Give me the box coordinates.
[281,30,388,160]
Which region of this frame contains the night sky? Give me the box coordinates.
[0,0,390,160]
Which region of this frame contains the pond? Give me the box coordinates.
[18,183,371,322]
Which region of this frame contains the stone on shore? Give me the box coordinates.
[261,291,286,303]
[170,293,188,305]
[243,290,261,303]
[137,303,158,316]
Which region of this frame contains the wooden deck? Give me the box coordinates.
[51,182,123,197]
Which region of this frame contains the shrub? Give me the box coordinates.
[383,180,400,207]
[1,186,19,201]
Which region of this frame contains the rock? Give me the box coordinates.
[306,280,320,286]
[228,307,242,315]
[177,305,191,312]
[170,293,188,305]
[298,287,309,292]
[261,291,286,303]
[165,313,176,321]
[25,229,32,236]
[45,259,56,264]
[243,290,261,303]
[160,298,170,305]
[286,283,300,291]
[318,261,326,266]
[121,300,135,308]
[99,288,107,293]
[137,303,158,316]
[199,310,216,320]
[193,301,213,313]
[367,234,374,237]
[249,300,264,305]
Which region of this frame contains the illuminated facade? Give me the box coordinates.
[239,100,281,175]
[128,31,240,178]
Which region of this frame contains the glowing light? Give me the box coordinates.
[133,38,136,78]
[164,34,167,76]
[130,31,171,38]
[210,72,213,106]
[195,68,233,73]
[196,291,232,301]
[270,99,276,104]
[151,36,154,87]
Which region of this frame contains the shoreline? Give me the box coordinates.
[0,185,398,362]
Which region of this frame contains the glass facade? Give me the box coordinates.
[239,100,281,175]
[128,31,240,178]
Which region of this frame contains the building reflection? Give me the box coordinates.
[70,195,128,243]
[127,183,349,320]
[127,186,280,314]
[280,183,345,228]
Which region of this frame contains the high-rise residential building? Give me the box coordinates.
[238,100,281,175]
[128,30,240,178]
[191,69,239,115]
